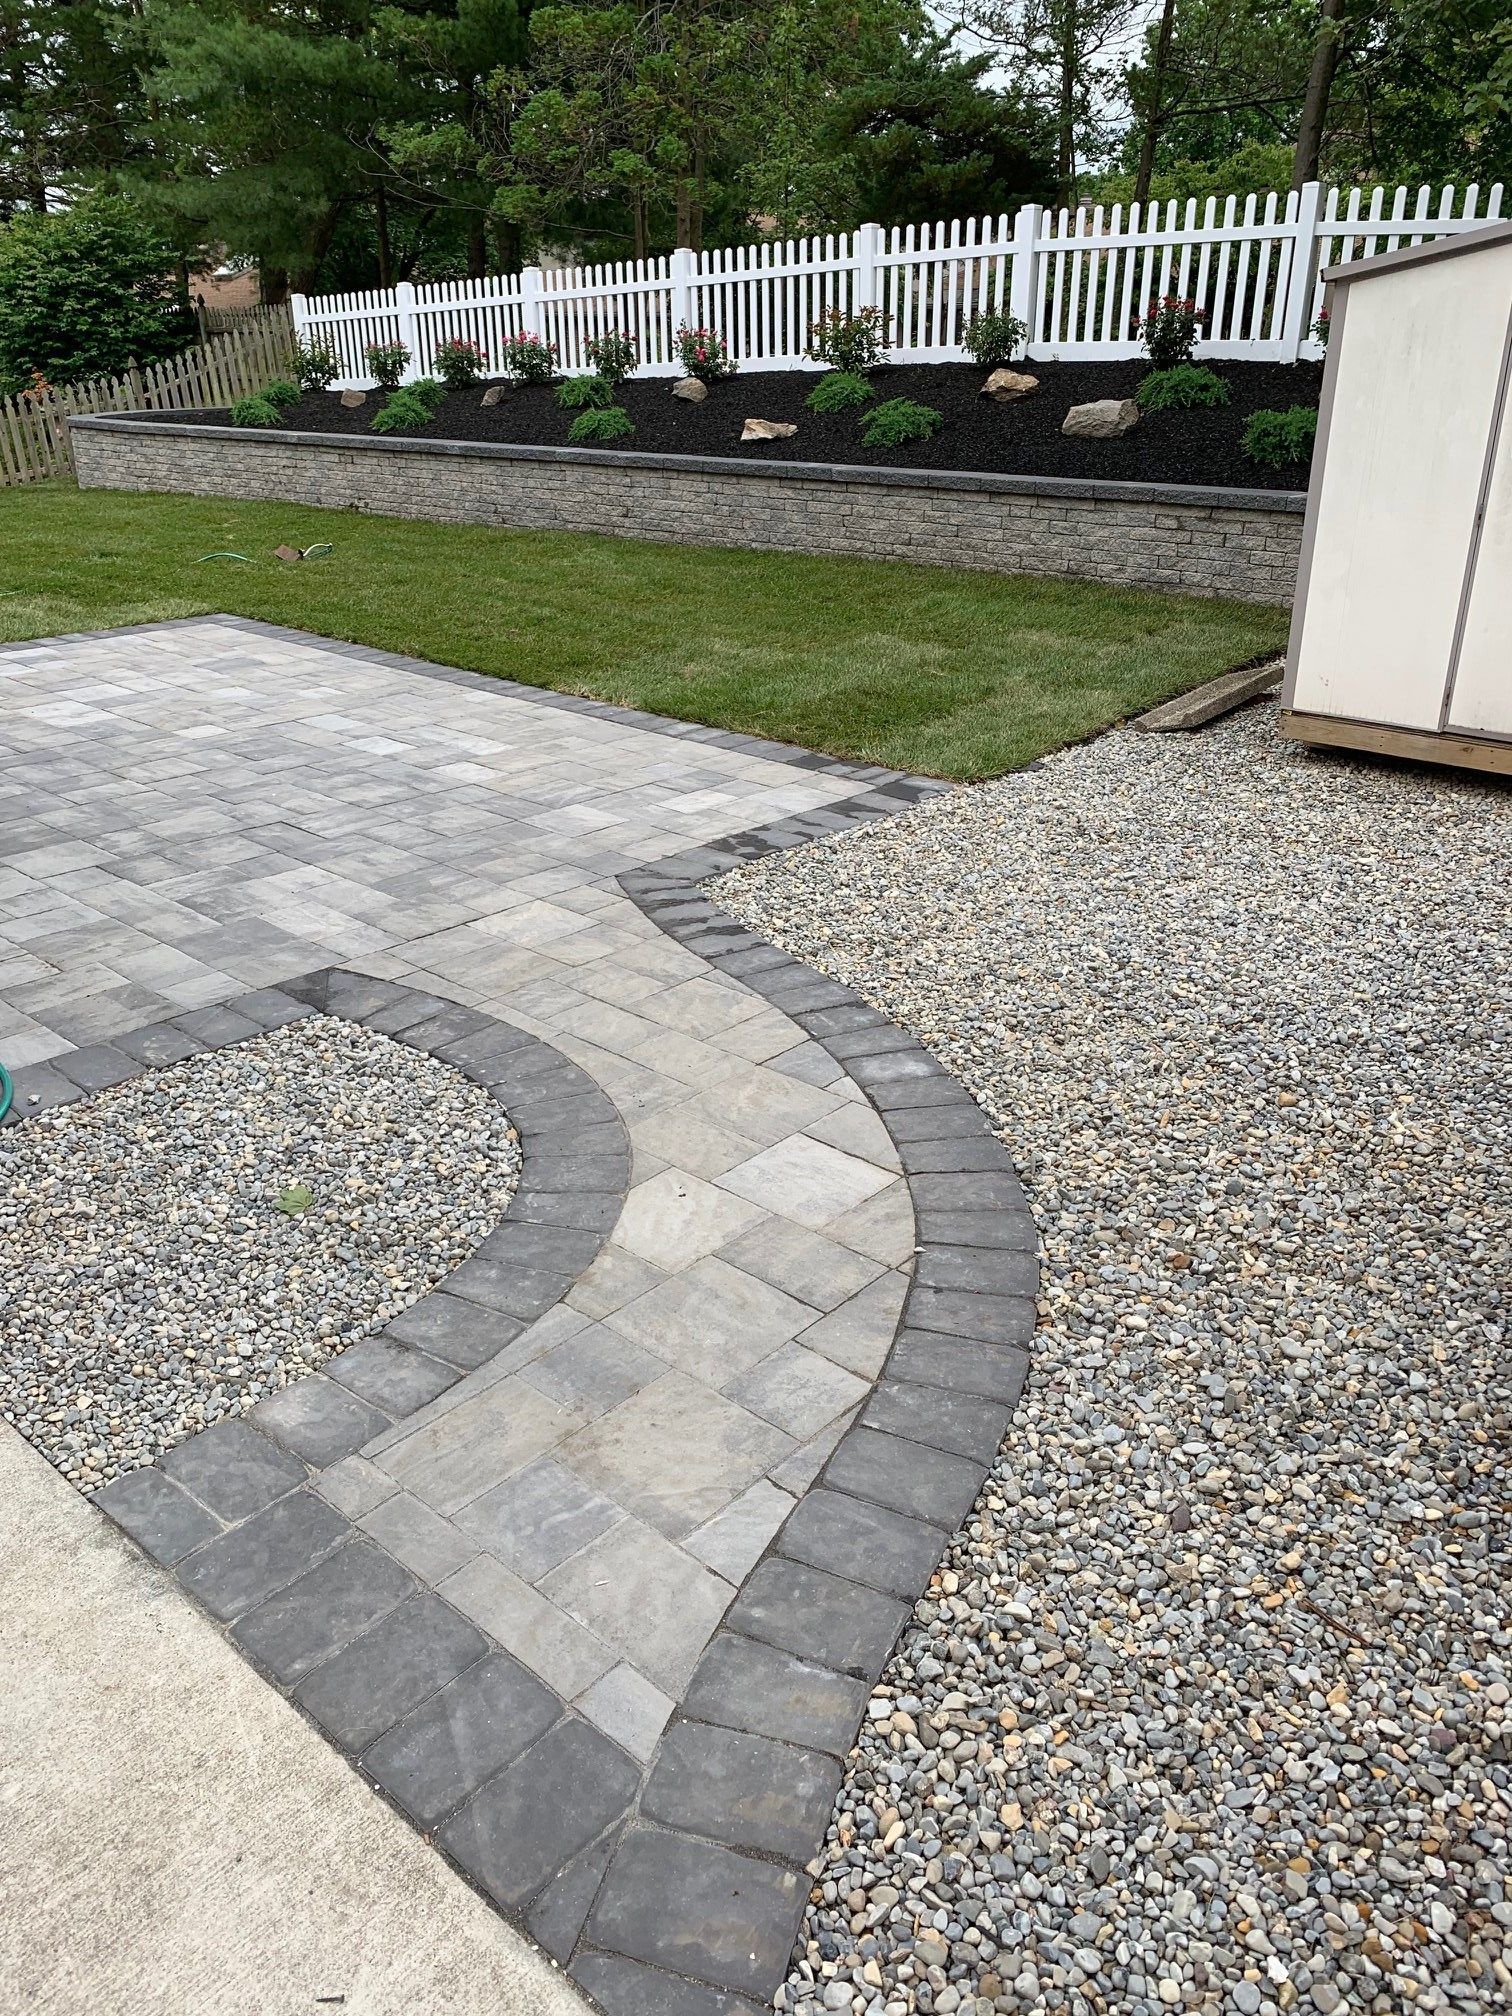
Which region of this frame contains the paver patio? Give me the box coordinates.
[0,619,1035,2014]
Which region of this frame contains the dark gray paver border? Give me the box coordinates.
[4,617,1039,2016]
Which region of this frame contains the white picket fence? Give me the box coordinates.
[293,179,1505,387]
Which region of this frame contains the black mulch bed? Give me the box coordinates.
[147,360,1323,493]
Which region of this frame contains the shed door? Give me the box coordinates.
[1446,329,1512,738]
[1290,243,1512,729]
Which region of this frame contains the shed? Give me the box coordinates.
[1280,219,1512,776]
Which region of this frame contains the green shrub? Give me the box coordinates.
[585,330,637,383]
[567,405,635,444]
[370,387,435,433]
[963,309,1028,368]
[408,375,446,416]
[501,331,557,383]
[556,373,615,410]
[1136,364,1230,413]
[1241,405,1318,469]
[807,371,876,415]
[434,336,487,387]
[0,194,192,395]
[806,306,889,374]
[364,340,410,391]
[860,398,942,449]
[674,323,736,382]
[263,377,301,410]
[1136,294,1200,368]
[229,395,282,428]
[292,336,341,392]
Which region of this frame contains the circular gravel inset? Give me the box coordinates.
[717,707,1510,2016]
[0,1014,520,1492]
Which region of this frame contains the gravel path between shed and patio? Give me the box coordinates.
[0,1016,520,1491]
[716,706,1510,2016]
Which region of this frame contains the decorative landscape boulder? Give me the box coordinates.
[1062,398,1139,439]
[981,368,1039,403]
[339,389,365,408]
[480,384,506,407]
[740,418,797,442]
[672,377,708,402]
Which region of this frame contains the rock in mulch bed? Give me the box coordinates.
[0,1016,520,1492]
[716,708,1510,2016]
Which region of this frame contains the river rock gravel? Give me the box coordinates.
[0,1014,520,1491]
[714,707,1510,2016]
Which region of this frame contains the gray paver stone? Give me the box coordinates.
[177,1488,350,1620]
[681,1631,869,1758]
[585,1826,806,2000]
[361,1650,561,1828]
[251,1375,392,1466]
[440,1717,639,1909]
[293,1590,489,1753]
[325,1337,459,1416]
[823,1424,985,1530]
[724,1558,906,1680]
[93,1465,222,1566]
[230,1538,415,1683]
[158,1417,307,1522]
[776,1487,948,1600]
[642,1718,842,1864]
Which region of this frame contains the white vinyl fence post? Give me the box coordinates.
[1280,180,1326,362]
[520,264,546,350]
[854,222,883,316]
[670,245,696,341]
[394,280,420,380]
[1009,203,1040,353]
[289,293,310,348]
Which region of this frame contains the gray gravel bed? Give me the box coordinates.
[715,707,1510,2016]
[0,1015,520,1491]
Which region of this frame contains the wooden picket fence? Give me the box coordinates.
[0,305,295,488]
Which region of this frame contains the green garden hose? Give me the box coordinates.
[0,1062,11,1123]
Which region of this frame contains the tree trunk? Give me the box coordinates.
[375,184,393,289]
[1134,0,1178,209]
[293,205,344,296]
[632,193,648,262]
[1292,0,1346,189]
[675,177,692,249]
[1057,0,1079,208]
[261,265,290,306]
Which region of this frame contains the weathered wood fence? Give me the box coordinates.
[0,306,294,488]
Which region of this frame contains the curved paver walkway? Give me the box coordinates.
[0,619,1035,2016]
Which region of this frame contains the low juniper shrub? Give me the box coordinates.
[674,323,736,382]
[370,385,437,433]
[434,337,487,387]
[408,375,446,416]
[500,331,557,384]
[962,309,1028,368]
[229,395,281,428]
[806,370,876,415]
[584,330,637,383]
[1241,405,1318,468]
[556,373,615,410]
[860,398,941,449]
[364,340,410,391]
[1136,363,1230,413]
[263,377,301,410]
[292,336,341,392]
[806,305,889,375]
[567,404,635,444]
[1136,295,1200,368]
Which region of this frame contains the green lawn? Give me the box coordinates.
[0,483,1287,780]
